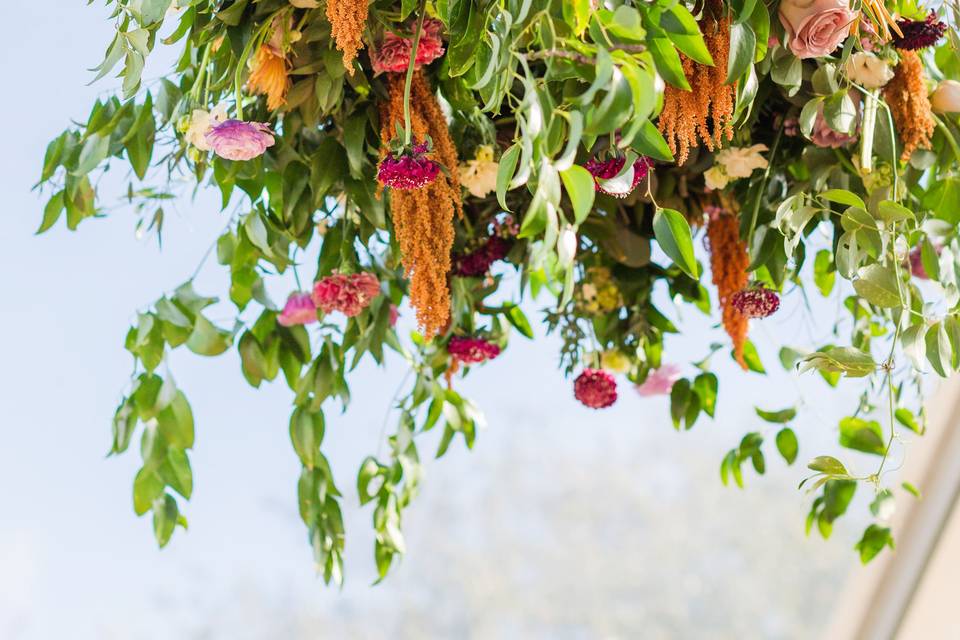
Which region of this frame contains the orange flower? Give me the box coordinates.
[247,45,290,111]
[883,49,936,162]
[705,207,750,369]
[326,0,368,74]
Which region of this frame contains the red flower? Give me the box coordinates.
[371,18,445,74]
[448,336,501,364]
[892,12,947,51]
[574,369,618,409]
[377,141,440,190]
[311,272,381,317]
[584,155,652,198]
[731,286,780,319]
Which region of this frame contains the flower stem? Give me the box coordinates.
[402,0,429,147]
[860,89,879,174]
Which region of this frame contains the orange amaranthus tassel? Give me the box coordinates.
[705,206,750,369]
[326,0,368,74]
[883,49,936,162]
[379,71,462,338]
[248,44,290,111]
[658,13,736,165]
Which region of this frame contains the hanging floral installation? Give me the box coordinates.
[34,0,960,581]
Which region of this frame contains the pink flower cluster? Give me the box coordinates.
[312,272,381,317]
[574,368,618,409]
[585,155,653,198]
[448,336,501,364]
[371,18,445,74]
[731,286,780,319]
[205,120,275,161]
[636,364,681,397]
[377,141,440,190]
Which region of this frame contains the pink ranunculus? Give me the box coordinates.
[278,292,318,327]
[311,272,381,317]
[779,0,855,59]
[810,103,858,148]
[371,18,445,74]
[636,364,681,397]
[205,119,276,161]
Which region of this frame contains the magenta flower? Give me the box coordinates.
[909,243,942,280]
[731,286,780,319]
[574,368,618,409]
[371,18,445,74]
[278,292,318,327]
[636,364,681,397]
[205,119,275,161]
[448,336,501,364]
[452,236,512,277]
[377,141,440,190]
[311,272,381,317]
[584,155,653,198]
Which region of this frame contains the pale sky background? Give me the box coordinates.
[0,3,909,638]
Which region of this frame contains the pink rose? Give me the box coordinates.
[779,0,855,59]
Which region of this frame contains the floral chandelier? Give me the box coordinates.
[36,0,960,582]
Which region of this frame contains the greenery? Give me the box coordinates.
[36,0,960,583]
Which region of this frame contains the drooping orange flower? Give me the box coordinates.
[326,0,368,74]
[705,207,749,369]
[247,45,290,111]
[379,71,462,338]
[658,14,736,165]
[883,49,936,162]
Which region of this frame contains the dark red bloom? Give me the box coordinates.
[448,336,501,364]
[892,13,947,50]
[584,155,653,198]
[574,368,618,409]
[377,141,440,190]
[731,286,780,319]
[452,235,512,277]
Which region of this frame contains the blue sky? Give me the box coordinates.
[0,3,886,638]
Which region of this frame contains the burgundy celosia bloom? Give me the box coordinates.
[377,141,440,190]
[731,286,780,319]
[448,336,501,364]
[371,18,445,74]
[205,119,275,161]
[452,236,512,276]
[908,243,942,280]
[584,155,653,198]
[278,292,318,327]
[574,368,618,409]
[311,272,381,317]
[892,13,947,51]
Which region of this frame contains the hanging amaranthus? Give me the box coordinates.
[705,207,749,369]
[883,49,936,162]
[379,71,462,338]
[658,13,736,165]
[326,0,368,74]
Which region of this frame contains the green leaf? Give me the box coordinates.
[820,189,866,210]
[505,306,534,339]
[156,391,195,449]
[853,264,902,308]
[74,133,110,176]
[186,316,232,356]
[162,448,193,499]
[669,378,691,430]
[647,38,690,90]
[496,143,521,211]
[653,208,698,279]
[808,456,848,476]
[755,406,797,423]
[813,249,835,297]
[727,22,756,83]
[152,494,179,548]
[290,408,325,469]
[776,428,799,464]
[895,408,923,434]
[133,468,164,516]
[855,525,894,564]
[560,165,595,225]
[37,190,65,234]
[692,373,718,418]
[838,416,886,455]
[799,347,876,378]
